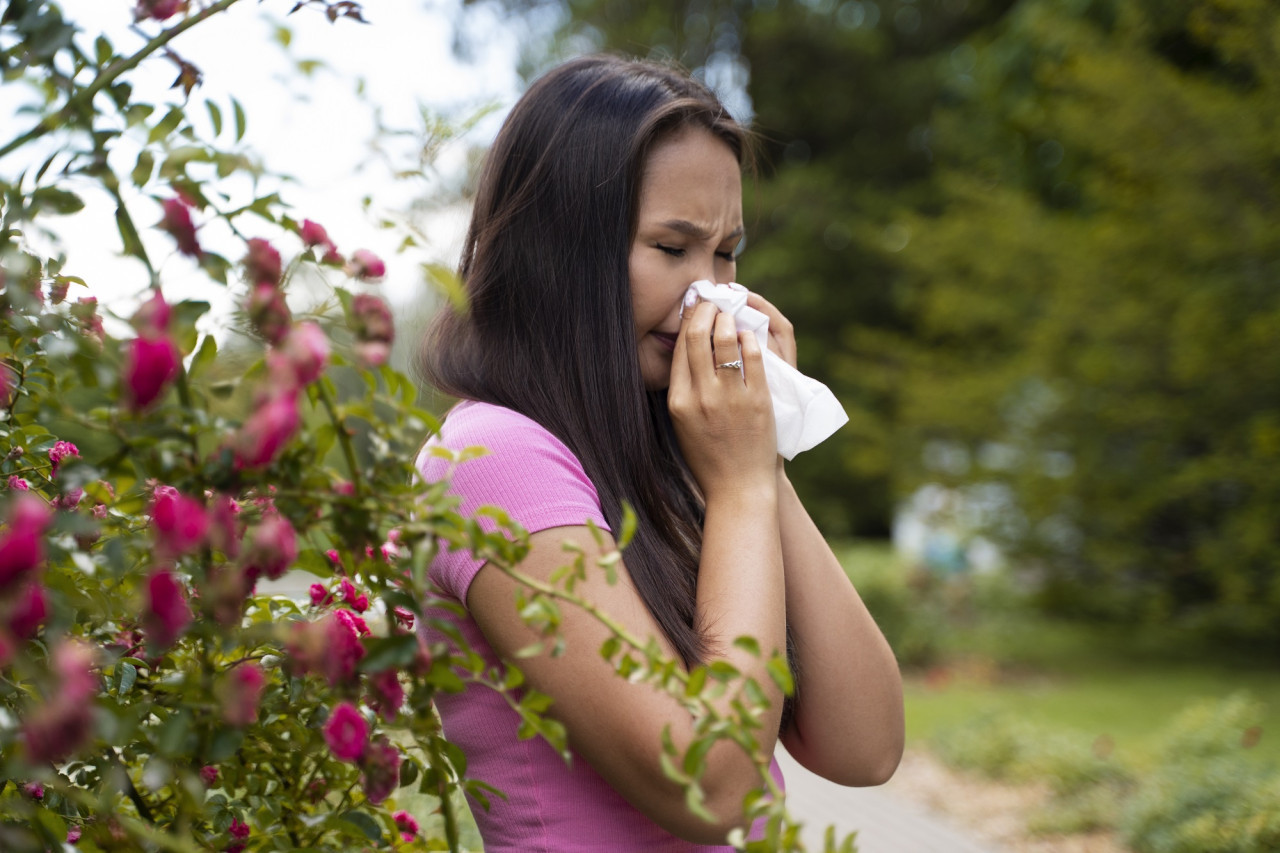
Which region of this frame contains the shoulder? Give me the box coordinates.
[418,401,611,600]
[418,401,594,500]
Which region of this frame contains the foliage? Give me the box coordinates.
[893,0,1280,641]
[931,694,1280,849]
[0,2,823,851]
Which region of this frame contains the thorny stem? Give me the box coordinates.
[0,0,244,161]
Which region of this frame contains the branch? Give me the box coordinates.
[0,0,243,161]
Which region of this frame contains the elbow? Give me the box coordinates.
[651,756,774,844]
[831,739,904,787]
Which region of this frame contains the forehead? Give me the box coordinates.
[637,128,743,220]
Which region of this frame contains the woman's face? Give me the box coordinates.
[630,127,743,391]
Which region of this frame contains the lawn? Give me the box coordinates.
[838,542,1280,766]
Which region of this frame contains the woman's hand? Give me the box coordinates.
[745,291,796,369]
[667,300,777,500]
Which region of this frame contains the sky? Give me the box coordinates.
[3,0,535,329]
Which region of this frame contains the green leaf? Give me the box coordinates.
[116,204,144,258]
[733,636,761,658]
[339,811,383,843]
[125,103,154,127]
[618,502,638,548]
[94,35,112,66]
[684,665,707,698]
[767,655,795,696]
[117,662,137,695]
[148,106,185,145]
[187,334,217,383]
[359,634,419,672]
[233,98,246,142]
[32,187,84,215]
[207,728,244,763]
[206,100,223,136]
[131,150,154,188]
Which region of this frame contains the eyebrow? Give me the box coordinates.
[658,219,745,242]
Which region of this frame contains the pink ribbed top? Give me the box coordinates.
[416,401,784,852]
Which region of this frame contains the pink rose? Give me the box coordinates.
[22,641,96,763]
[158,197,201,257]
[350,294,394,343]
[233,391,300,469]
[226,817,250,852]
[393,810,419,841]
[206,494,241,559]
[23,782,44,799]
[298,219,334,252]
[124,333,181,410]
[245,283,291,345]
[243,238,282,287]
[288,613,365,687]
[309,583,331,607]
[0,493,51,586]
[333,606,370,638]
[200,765,219,786]
[354,340,391,369]
[347,248,386,281]
[367,669,404,722]
[152,489,209,556]
[220,662,266,726]
[66,826,81,844]
[242,514,297,581]
[392,606,415,630]
[322,701,367,763]
[278,321,329,385]
[48,441,79,476]
[359,735,401,805]
[0,363,16,410]
[144,567,191,650]
[7,476,29,491]
[9,582,48,638]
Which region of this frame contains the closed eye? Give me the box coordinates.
[657,244,685,258]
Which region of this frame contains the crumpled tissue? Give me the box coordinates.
[684,280,848,460]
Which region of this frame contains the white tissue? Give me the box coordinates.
[685,280,849,460]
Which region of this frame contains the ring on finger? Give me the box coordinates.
[715,360,743,371]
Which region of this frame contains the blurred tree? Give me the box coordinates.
[896,0,1280,641]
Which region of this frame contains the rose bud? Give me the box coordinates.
[308,584,331,607]
[241,514,297,581]
[135,0,187,23]
[278,321,329,385]
[9,582,48,638]
[48,278,70,305]
[232,390,300,469]
[144,567,191,650]
[200,765,219,786]
[245,283,291,345]
[132,290,172,335]
[359,735,401,805]
[333,606,370,638]
[23,782,44,800]
[350,294,394,343]
[157,197,201,257]
[66,826,81,844]
[219,662,266,726]
[242,238,282,287]
[347,248,386,281]
[151,489,209,556]
[322,701,367,763]
[0,493,52,586]
[7,476,29,491]
[354,340,391,369]
[299,219,330,248]
[124,333,181,410]
[392,606,415,630]
[206,493,241,559]
[0,363,15,410]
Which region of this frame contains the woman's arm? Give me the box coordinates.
[466,302,787,843]
[741,291,904,785]
[776,467,904,785]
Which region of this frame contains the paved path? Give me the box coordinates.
[778,747,1000,853]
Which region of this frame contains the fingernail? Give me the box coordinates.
[680,286,699,318]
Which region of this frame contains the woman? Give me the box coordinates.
[416,54,903,851]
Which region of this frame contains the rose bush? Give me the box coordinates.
[0,2,845,851]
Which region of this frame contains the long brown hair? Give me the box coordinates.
[417,55,748,667]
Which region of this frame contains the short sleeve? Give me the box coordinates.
[416,401,611,605]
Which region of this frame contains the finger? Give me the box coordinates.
[712,311,742,380]
[680,301,720,391]
[739,326,768,391]
[746,291,797,367]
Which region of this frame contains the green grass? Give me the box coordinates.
[837,541,1280,766]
